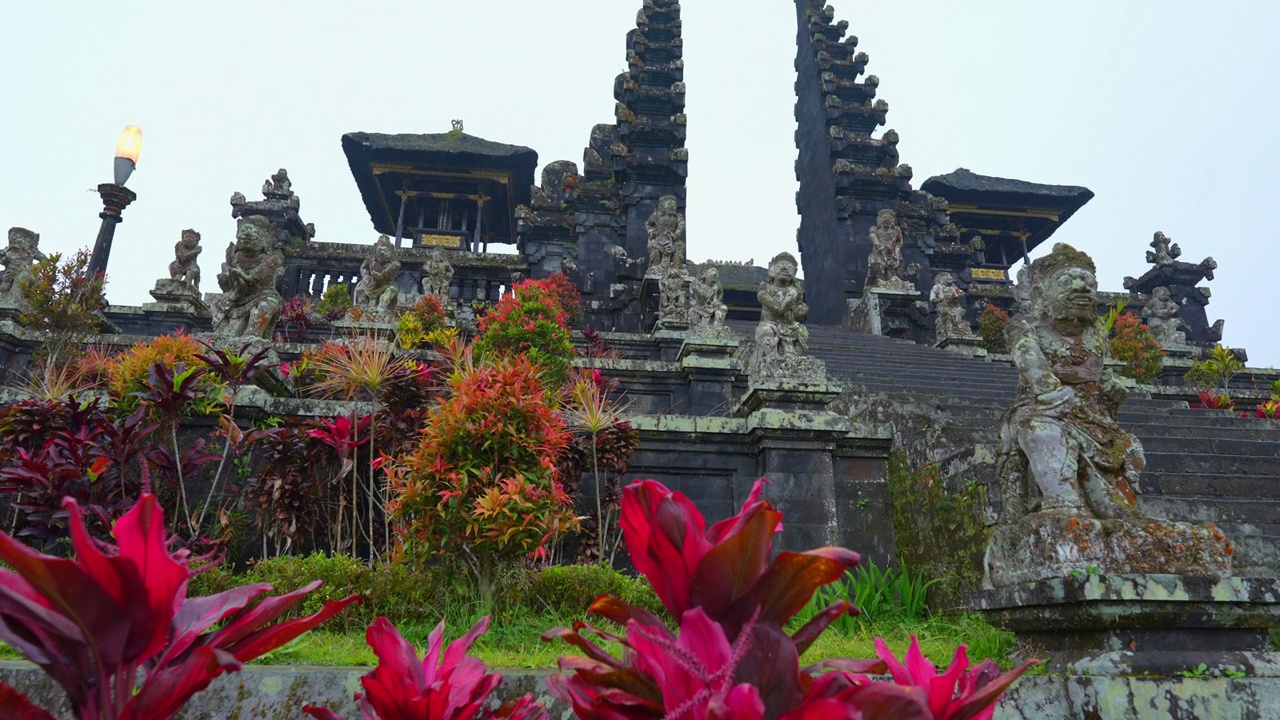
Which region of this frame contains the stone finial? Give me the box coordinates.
[985,244,1231,587]
[421,247,454,300]
[689,266,729,338]
[1141,286,1188,349]
[353,235,402,316]
[644,195,686,279]
[451,119,464,132]
[864,209,916,294]
[750,252,825,384]
[168,229,203,291]
[262,168,294,200]
[928,272,970,342]
[1145,231,1180,266]
[210,216,284,339]
[0,227,45,302]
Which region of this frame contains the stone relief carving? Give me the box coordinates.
[750,252,825,384]
[986,244,1231,587]
[645,195,685,278]
[420,248,454,300]
[1142,286,1188,348]
[929,271,970,342]
[0,227,45,302]
[353,235,401,315]
[689,266,729,338]
[656,263,689,330]
[864,209,916,294]
[211,216,284,339]
[168,229,203,291]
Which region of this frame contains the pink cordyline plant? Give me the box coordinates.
[303,616,546,720]
[545,478,1037,720]
[0,494,360,720]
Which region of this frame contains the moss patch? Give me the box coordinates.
[887,450,991,610]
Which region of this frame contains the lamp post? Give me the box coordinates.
[87,125,142,278]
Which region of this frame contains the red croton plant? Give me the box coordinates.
[303,616,546,720]
[544,479,1036,720]
[0,494,359,720]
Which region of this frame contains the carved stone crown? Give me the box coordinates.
[1031,243,1096,283]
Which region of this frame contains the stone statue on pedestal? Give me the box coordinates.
[751,252,825,383]
[211,216,284,339]
[645,195,685,278]
[689,267,729,337]
[864,209,916,294]
[420,248,454,300]
[168,229,203,291]
[929,272,970,342]
[353,235,401,315]
[986,244,1231,587]
[262,168,295,201]
[1142,286,1188,348]
[656,263,689,330]
[0,228,45,302]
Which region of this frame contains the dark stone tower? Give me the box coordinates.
[518,0,688,332]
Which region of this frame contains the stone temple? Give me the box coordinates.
[3,2,1280,717]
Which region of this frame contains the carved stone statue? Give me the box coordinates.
[168,229,203,290]
[211,216,285,339]
[751,252,825,383]
[1142,286,1188,348]
[929,272,970,342]
[420,248,454,299]
[353,235,401,315]
[656,263,689,330]
[262,168,294,200]
[0,227,45,302]
[645,195,686,278]
[986,244,1231,587]
[864,209,916,294]
[689,267,729,337]
[1146,231,1180,266]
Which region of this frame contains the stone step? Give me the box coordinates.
[1141,437,1280,457]
[1143,473,1278,499]
[1141,495,1280,526]
[1124,423,1280,441]
[1144,452,1279,476]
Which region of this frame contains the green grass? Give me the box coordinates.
[235,610,1015,670]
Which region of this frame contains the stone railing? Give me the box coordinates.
[279,241,527,305]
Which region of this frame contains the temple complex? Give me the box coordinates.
[2,1,1279,716]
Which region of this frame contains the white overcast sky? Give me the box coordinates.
[2,1,1277,367]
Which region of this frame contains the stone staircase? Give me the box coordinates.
[734,321,1280,577]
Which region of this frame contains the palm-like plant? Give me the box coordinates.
[304,335,404,559]
[564,368,636,563]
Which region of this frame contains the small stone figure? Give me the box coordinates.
[656,263,689,330]
[0,227,45,302]
[420,248,454,299]
[168,229,203,291]
[353,235,401,316]
[929,272,970,342]
[262,168,294,200]
[645,195,686,278]
[1146,231,1180,266]
[751,252,825,383]
[689,267,729,337]
[211,216,285,339]
[1142,286,1188,348]
[864,209,916,294]
[986,244,1230,586]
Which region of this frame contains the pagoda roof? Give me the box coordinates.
[921,168,1094,210]
[341,131,538,241]
[921,168,1094,267]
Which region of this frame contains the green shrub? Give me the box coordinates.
[1109,313,1163,384]
[527,563,664,619]
[977,305,1010,354]
[1184,344,1244,391]
[316,284,353,319]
